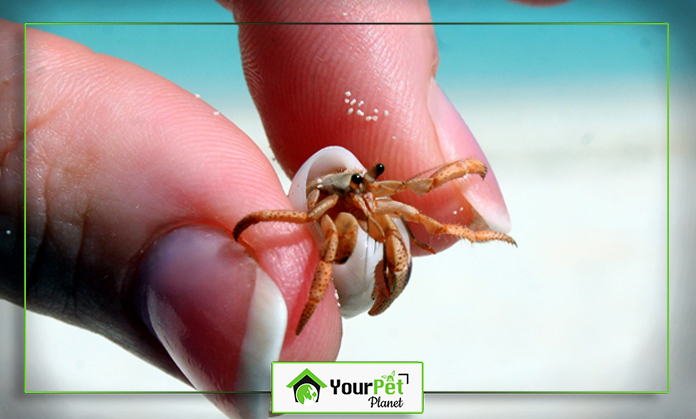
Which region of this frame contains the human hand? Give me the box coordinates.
[0,0,576,417]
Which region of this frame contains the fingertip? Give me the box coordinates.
[231,0,439,178]
[135,225,340,400]
[136,226,281,393]
[248,230,343,362]
[280,282,343,362]
[230,0,513,253]
[227,214,343,362]
[428,80,512,234]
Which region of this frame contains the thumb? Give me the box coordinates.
[18,20,341,417]
[134,226,285,418]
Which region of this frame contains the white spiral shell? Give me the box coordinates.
[288,146,410,318]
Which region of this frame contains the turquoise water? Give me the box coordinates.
[8,0,679,86]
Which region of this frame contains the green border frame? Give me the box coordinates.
[271,361,424,414]
[22,22,670,396]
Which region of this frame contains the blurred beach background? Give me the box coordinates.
[2,0,692,417]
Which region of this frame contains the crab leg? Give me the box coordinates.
[296,212,359,334]
[375,200,517,246]
[369,214,412,316]
[232,194,338,241]
[333,212,359,264]
[296,214,338,335]
[371,159,488,197]
[399,214,435,254]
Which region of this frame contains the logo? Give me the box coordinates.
[286,368,328,404]
[272,362,423,414]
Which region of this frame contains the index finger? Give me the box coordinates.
[225,0,512,254]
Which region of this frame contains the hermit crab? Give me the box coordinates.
[233,147,515,335]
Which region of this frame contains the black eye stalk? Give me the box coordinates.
[350,173,364,189]
[365,163,385,183]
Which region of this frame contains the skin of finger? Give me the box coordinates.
[223,0,501,253]
[21,23,341,385]
[0,20,24,302]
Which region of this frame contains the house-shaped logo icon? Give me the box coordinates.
[286,368,328,404]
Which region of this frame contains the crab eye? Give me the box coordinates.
[365,163,385,183]
[350,173,363,188]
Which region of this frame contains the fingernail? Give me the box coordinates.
[428,79,512,233]
[135,226,286,418]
